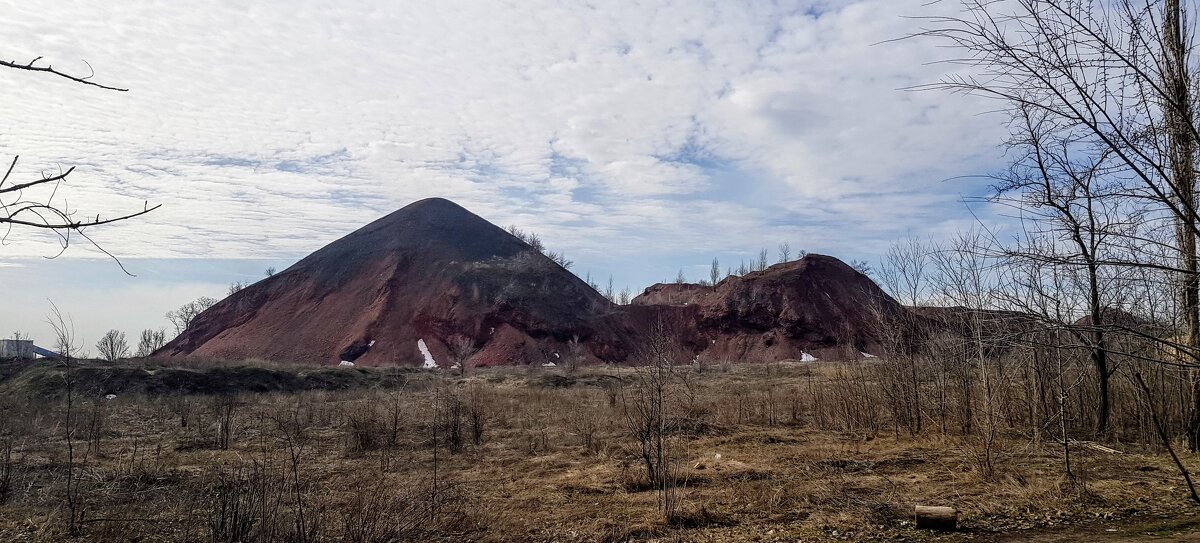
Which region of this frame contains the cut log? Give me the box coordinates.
[1068,440,1123,455]
[914,505,958,531]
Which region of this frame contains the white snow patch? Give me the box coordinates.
[554,352,560,359]
[418,339,437,368]
[104,394,117,401]
[339,361,355,367]
[800,352,817,362]
[860,351,878,359]
[368,340,376,347]
[542,361,557,367]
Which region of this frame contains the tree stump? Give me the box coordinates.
[914,505,958,531]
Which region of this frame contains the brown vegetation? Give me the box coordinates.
[1,357,1198,542]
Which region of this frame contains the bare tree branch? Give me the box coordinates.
[0,57,128,91]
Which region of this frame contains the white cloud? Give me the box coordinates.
[0,0,1007,278]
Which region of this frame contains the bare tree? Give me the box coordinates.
[564,335,586,373]
[1163,0,1200,453]
[265,266,277,277]
[448,335,479,376]
[873,235,942,436]
[1,57,159,271]
[46,302,84,534]
[618,286,632,305]
[989,105,1135,439]
[620,321,684,517]
[166,296,218,335]
[850,259,873,276]
[878,234,934,306]
[778,242,791,263]
[545,250,573,270]
[931,230,1003,462]
[269,402,320,542]
[135,328,166,357]
[710,258,720,287]
[918,0,1200,451]
[675,269,686,284]
[95,329,129,361]
[506,224,571,268]
[526,232,545,252]
[757,248,769,271]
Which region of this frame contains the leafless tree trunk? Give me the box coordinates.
[621,321,683,517]
[1161,0,1200,452]
[47,302,84,534]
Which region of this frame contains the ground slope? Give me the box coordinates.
[632,254,907,361]
[159,199,914,366]
[157,198,622,366]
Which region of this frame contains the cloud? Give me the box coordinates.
[0,0,1008,286]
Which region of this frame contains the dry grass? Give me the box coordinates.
[0,360,1197,542]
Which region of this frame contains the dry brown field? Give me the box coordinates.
[0,359,1197,542]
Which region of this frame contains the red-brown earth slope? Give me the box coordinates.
[633,255,905,362]
[158,198,910,366]
[157,198,627,366]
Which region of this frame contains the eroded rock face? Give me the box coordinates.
[633,255,905,361]
[158,198,908,366]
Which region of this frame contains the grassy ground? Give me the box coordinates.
[0,359,1197,542]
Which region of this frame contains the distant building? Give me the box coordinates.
[0,339,35,359]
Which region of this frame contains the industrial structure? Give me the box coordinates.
[0,339,55,359]
[0,339,34,359]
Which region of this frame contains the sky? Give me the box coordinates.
[0,0,1009,349]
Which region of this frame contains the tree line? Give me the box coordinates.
[855,0,1200,500]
